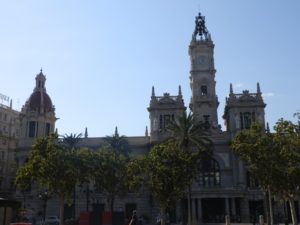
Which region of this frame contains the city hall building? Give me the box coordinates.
[0,13,294,224]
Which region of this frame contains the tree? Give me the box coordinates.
[92,147,130,212]
[166,111,212,225]
[61,133,86,216]
[15,166,32,209]
[231,123,275,224]
[143,141,194,225]
[271,119,300,225]
[104,127,131,157]
[15,134,79,225]
[231,121,300,225]
[61,133,83,150]
[166,111,211,151]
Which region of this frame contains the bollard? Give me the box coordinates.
[225,215,230,225]
[259,215,264,225]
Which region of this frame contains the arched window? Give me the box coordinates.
[197,158,220,187]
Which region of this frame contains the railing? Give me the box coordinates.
[155,95,178,101]
[234,93,258,99]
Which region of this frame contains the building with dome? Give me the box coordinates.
[16,69,57,166]
[0,12,296,224]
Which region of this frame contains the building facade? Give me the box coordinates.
[1,12,295,224]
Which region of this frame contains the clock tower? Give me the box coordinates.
[189,13,219,127]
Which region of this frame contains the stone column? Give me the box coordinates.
[197,198,202,224]
[225,198,230,216]
[240,198,250,222]
[192,198,197,225]
[231,198,236,221]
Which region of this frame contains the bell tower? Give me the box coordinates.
[189,13,219,127]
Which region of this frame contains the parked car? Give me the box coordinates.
[45,216,59,225]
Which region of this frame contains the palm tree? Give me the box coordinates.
[61,133,83,150]
[166,111,212,225]
[104,127,131,157]
[167,111,211,151]
[60,133,83,218]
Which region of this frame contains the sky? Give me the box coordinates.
[0,1,300,137]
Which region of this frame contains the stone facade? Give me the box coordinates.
[1,12,296,225]
[0,101,19,194]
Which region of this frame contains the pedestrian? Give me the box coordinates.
[129,210,137,225]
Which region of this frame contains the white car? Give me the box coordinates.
[45,216,59,225]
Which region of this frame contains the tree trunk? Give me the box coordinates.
[288,197,298,225]
[160,207,166,225]
[264,191,270,225]
[60,195,65,225]
[110,195,115,213]
[187,185,192,225]
[268,187,274,225]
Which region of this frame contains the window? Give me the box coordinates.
[201,85,208,96]
[159,114,175,130]
[240,112,256,129]
[198,158,220,187]
[45,123,50,136]
[203,115,210,123]
[29,121,36,137]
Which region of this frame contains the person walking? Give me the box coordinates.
[129,211,137,225]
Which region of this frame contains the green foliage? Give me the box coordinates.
[166,111,212,157]
[144,141,193,211]
[92,147,131,211]
[165,111,213,184]
[231,120,300,225]
[125,156,146,192]
[15,134,89,225]
[232,121,300,198]
[61,133,83,150]
[15,166,32,192]
[271,119,300,197]
[16,134,78,198]
[74,147,95,184]
[104,128,131,157]
[165,111,213,225]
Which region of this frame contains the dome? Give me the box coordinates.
[28,91,53,113]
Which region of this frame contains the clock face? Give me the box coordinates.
[198,55,207,65]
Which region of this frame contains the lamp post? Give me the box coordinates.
[38,190,51,221]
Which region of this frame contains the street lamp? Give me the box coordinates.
[38,190,51,221]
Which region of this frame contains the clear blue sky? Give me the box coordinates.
[1,1,299,137]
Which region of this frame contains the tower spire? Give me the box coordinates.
[230,83,233,95]
[257,82,261,94]
[151,86,155,97]
[178,85,182,96]
[114,126,119,137]
[84,127,88,138]
[266,122,270,133]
